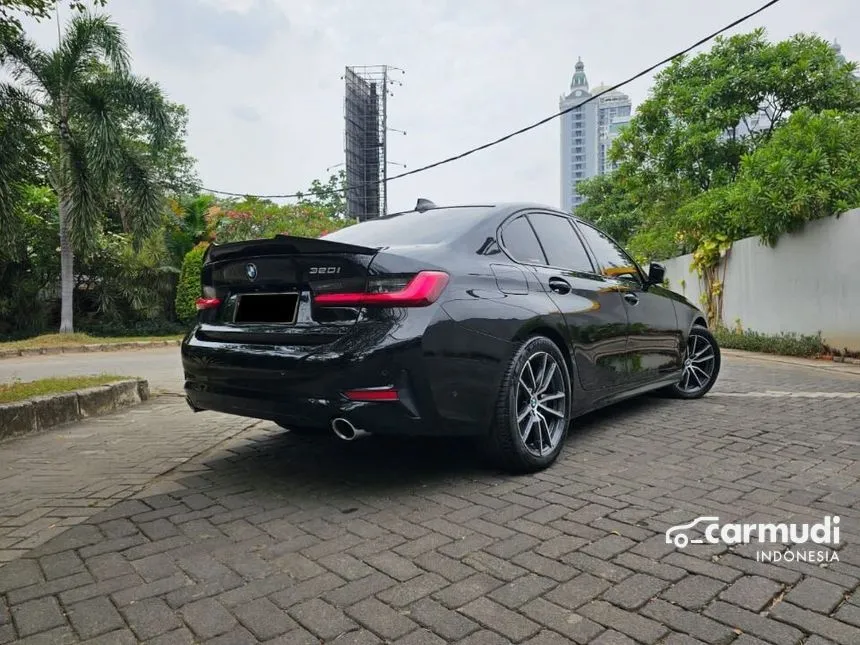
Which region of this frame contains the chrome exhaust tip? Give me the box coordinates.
[331,417,370,441]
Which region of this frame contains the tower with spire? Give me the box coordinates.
[831,39,859,81]
[559,58,631,213]
[559,58,596,213]
[571,58,588,89]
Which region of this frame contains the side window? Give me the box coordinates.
[527,213,594,273]
[500,216,546,265]
[576,222,641,283]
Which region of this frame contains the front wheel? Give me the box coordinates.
[483,336,572,474]
[663,325,721,399]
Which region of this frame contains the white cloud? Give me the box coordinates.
[20,0,860,211]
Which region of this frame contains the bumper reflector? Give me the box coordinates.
[344,388,399,402]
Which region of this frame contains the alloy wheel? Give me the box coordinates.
[679,332,717,394]
[515,351,567,457]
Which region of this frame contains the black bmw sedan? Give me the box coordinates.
[181,201,720,473]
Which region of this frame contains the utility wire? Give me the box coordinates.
[201,0,783,200]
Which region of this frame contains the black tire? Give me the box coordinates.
[663,325,721,399]
[483,335,572,474]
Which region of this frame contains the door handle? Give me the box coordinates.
[623,292,639,305]
[548,277,571,295]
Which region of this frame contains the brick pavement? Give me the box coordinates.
[0,396,261,562]
[0,357,859,644]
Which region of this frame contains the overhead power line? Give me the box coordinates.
[201,0,783,200]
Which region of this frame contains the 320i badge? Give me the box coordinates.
[181,200,720,473]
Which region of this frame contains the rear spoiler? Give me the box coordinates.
[204,235,380,264]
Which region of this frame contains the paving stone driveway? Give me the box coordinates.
[1,356,859,644]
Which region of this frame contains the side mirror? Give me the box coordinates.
[647,262,665,286]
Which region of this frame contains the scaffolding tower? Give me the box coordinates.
[343,66,389,221]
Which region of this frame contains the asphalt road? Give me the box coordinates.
[0,347,184,394]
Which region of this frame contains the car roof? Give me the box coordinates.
[325,202,587,250]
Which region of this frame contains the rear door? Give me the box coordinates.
[574,221,683,383]
[500,212,630,390]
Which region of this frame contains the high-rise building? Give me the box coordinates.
[594,83,633,175]
[559,59,631,212]
[603,114,632,174]
[559,59,598,213]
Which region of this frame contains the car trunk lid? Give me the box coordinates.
[195,235,380,347]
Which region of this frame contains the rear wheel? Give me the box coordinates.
[663,325,721,399]
[483,336,571,473]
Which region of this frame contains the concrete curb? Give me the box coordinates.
[0,339,181,360]
[722,349,860,376]
[832,356,860,365]
[0,379,150,442]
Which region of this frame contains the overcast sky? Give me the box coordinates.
[21,0,860,212]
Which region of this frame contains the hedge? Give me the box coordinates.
[175,242,209,323]
[713,327,825,358]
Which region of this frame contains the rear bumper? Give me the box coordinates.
[183,384,429,434]
[181,324,498,436]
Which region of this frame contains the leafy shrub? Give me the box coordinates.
[713,327,825,357]
[175,242,209,323]
[76,232,179,328]
[163,194,217,264]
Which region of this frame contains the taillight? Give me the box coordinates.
[195,297,221,311]
[314,271,449,307]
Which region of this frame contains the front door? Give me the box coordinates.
[574,221,683,382]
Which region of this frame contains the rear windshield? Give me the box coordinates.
[322,206,493,246]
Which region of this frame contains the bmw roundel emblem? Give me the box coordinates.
[245,263,258,281]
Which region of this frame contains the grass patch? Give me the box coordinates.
[1,333,182,351]
[714,327,825,358]
[0,374,129,404]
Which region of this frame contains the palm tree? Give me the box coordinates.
[0,12,170,332]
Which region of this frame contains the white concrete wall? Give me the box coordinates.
[662,208,860,351]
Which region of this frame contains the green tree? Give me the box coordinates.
[103,99,200,239]
[614,30,860,197]
[575,174,637,245]
[591,29,860,260]
[0,185,59,336]
[120,100,199,197]
[0,84,41,255]
[296,169,346,218]
[726,108,860,245]
[0,12,170,333]
[0,0,106,38]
